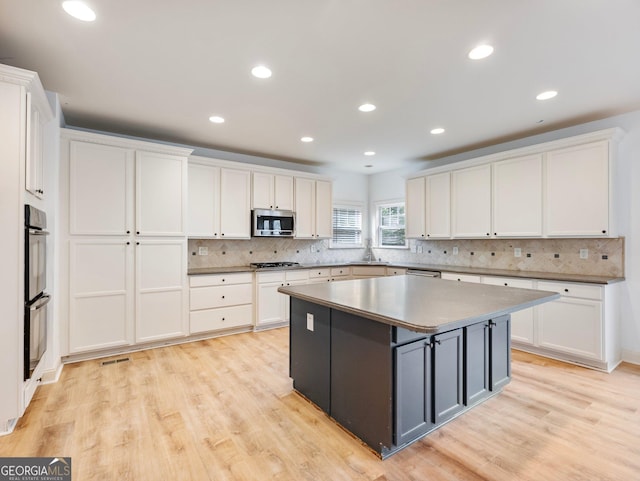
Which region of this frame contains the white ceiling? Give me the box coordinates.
[1,1,640,174]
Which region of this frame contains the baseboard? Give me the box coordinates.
[40,361,64,384]
[622,349,640,366]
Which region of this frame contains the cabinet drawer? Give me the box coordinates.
[190,284,252,310]
[386,267,407,276]
[352,266,387,277]
[482,276,534,289]
[189,272,253,287]
[309,268,331,279]
[286,269,310,282]
[190,304,252,333]
[441,272,481,283]
[256,271,285,283]
[330,267,350,277]
[536,281,602,300]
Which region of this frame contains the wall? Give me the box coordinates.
[368,109,640,362]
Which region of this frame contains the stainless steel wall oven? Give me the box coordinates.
[24,205,50,381]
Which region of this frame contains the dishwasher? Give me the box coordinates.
[406,269,441,278]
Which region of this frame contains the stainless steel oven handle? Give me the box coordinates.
[30,294,51,311]
[29,229,50,236]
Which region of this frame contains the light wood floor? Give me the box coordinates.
[1,328,639,481]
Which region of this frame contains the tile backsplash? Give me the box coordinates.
[189,237,624,277]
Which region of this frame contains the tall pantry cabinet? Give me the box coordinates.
[61,129,193,355]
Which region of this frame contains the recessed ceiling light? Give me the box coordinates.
[536,90,558,100]
[358,103,376,112]
[62,1,96,21]
[364,151,376,156]
[300,136,314,142]
[208,116,225,124]
[251,65,272,79]
[430,127,445,135]
[468,44,494,60]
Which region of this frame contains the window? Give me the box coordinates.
[377,202,406,247]
[331,205,363,247]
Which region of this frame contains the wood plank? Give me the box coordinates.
[0,329,638,480]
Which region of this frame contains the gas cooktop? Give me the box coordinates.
[251,262,300,269]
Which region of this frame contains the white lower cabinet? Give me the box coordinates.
[69,238,187,353]
[441,272,481,283]
[481,276,535,346]
[189,273,253,333]
[351,266,387,278]
[256,270,310,327]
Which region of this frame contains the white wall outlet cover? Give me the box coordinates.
[411,244,417,253]
[417,245,423,253]
[514,248,522,257]
[306,313,314,331]
[580,248,589,259]
[453,246,459,255]
[198,246,208,256]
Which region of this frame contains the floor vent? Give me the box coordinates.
[101,357,130,366]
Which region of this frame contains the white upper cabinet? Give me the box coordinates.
[451,164,492,238]
[219,168,251,239]
[492,154,542,237]
[252,172,294,210]
[405,177,426,239]
[70,140,187,236]
[187,163,251,239]
[188,163,220,237]
[70,141,134,236]
[25,92,48,199]
[544,140,610,237]
[136,151,187,236]
[294,177,332,239]
[426,172,451,239]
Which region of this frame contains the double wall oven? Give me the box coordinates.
[24,205,50,381]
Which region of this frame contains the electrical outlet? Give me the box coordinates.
[198,246,208,256]
[310,245,315,253]
[453,246,459,255]
[417,245,423,254]
[306,313,314,331]
[580,248,589,259]
[410,244,417,253]
[514,248,522,258]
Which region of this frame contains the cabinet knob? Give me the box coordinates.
[222,295,225,299]
[486,233,490,236]
[222,279,225,282]
[602,230,607,234]
[504,283,508,286]
[564,288,569,293]
[126,241,130,245]
[494,232,497,236]
[136,231,140,235]
[221,233,225,236]
[222,317,225,321]
[136,242,140,245]
[126,230,130,234]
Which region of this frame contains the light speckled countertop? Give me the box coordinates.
[278,276,559,333]
[188,262,623,284]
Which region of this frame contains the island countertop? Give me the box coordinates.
[278,275,559,333]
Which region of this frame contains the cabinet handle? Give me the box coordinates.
[434,339,441,345]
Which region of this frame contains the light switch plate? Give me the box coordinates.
[306,313,314,331]
[198,246,208,256]
[580,248,589,259]
[417,245,423,254]
[514,248,522,258]
[453,246,459,255]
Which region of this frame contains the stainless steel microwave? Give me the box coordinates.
[252,209,295,237]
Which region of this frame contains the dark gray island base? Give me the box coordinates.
[279,276,558,458]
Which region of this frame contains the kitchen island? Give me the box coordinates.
[278,275,558,458]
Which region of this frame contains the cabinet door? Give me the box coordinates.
[188,163,219,237]
[136,151,187,236]
[489,316,511,391]
[25,92,45,198]
[544,140,610,236]
[256,282,286,326]
[537,297,603,360]
[69,141,134,235]
[464,322,489,405]
[406,177,426,238]
[274,175,294,210]
[69,239,134,352]
[135,239,187,342]
[482,276,535,345]
[394,338,433,446]
[252,172,274,209]
[492,154,542,237]
[294,177,315,238]
[433,328,464,424]
[426,172,451,238]
[451,164,491,238]
[315,180,333,238]
[219,168,251,239]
